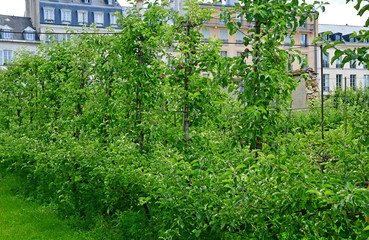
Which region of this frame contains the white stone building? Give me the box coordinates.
[0,15,40,68]
[317,24,369,94]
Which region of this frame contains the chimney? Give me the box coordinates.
[136,0,143,13]
[25,0,40,31]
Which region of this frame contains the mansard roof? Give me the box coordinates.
[40,0,121,7]
[0,15,39,41]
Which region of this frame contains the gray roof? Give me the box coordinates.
[40,0,121,7]
[319,24,369,35]
[0,15,39,41]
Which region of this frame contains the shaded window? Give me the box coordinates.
[350,60,356,69]
[220,29,228,43]
[323,74,329,91]
[336,74,342,89]
[350,74,356,90]
[301,34,308,47]
[61,9,72,24]
[202,28,210,41]
[336,56,342,68]
[110,12,119,26]
[78,11,88,25]
[236,30,243,44]
[1,50,13,65]
[1,31,13,39]
[285,34,291,46]
[94,12,104,26]
[44,8,54,22]
[323,53,329,68]
[364,75,369,88]
[220,51,227,57]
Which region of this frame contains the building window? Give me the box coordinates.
[0,50,13,65]
[287,54,293,71]
[301,54,308,68]
[350,60,356,69]
[1,31,13,40]
[364,63,368,69]
[61,9,72,24]
[220,51,228,57]
[94,12,104,26]
[78,11,88,25]
[350,74,356,90]
[45,33,56,43]
[237,52,242,57]
[44,8,54,22]
[220,10,226,25]
[336,74,342,89]
[301,34,308,47]
[236,30,243,44]
[202,28,210,42]
[24,32,35,41]
[323,53,329,68]
[236,12,242,25]
[220,29,228,44]
[323,74,329,91]
[336,56,342,68]
[110,12,119,26]
[301,20,307,28]
[83,0,91,3]
[364,75,369,88]
[202,73,210,77]
[108,0,113,4]
[285,34,291,46]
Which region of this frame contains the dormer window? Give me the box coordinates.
[94,12,104,27]
[108,0,113,5]
[23,26,36,41]
[61,9,72,24]
[1,25,13,40]
[44,7,55,22]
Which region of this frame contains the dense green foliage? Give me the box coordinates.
[1,0,369,239]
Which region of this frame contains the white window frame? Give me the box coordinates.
[94,12,104,26]
[364,75,369,88]
[219,29,228,44]
[323,74,329,91]
[44,7,55,22]
[301,34,308,47]
[24,32,35,41]
[78,10,89,25]
[236,30,243,44]
[61,9,72,24]
[350,74,356,90]
[110,12,118,26]
[3,50,13,65]
[0,50,3,65]
[1,31,13,40]
[201,28,210,41]
[285,34,291,46]
[336,74,342,89]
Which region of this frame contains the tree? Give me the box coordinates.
[223,0,319,152]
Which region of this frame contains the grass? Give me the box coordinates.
[0,173,92,240]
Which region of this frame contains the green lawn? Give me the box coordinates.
[0,174,91,240]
